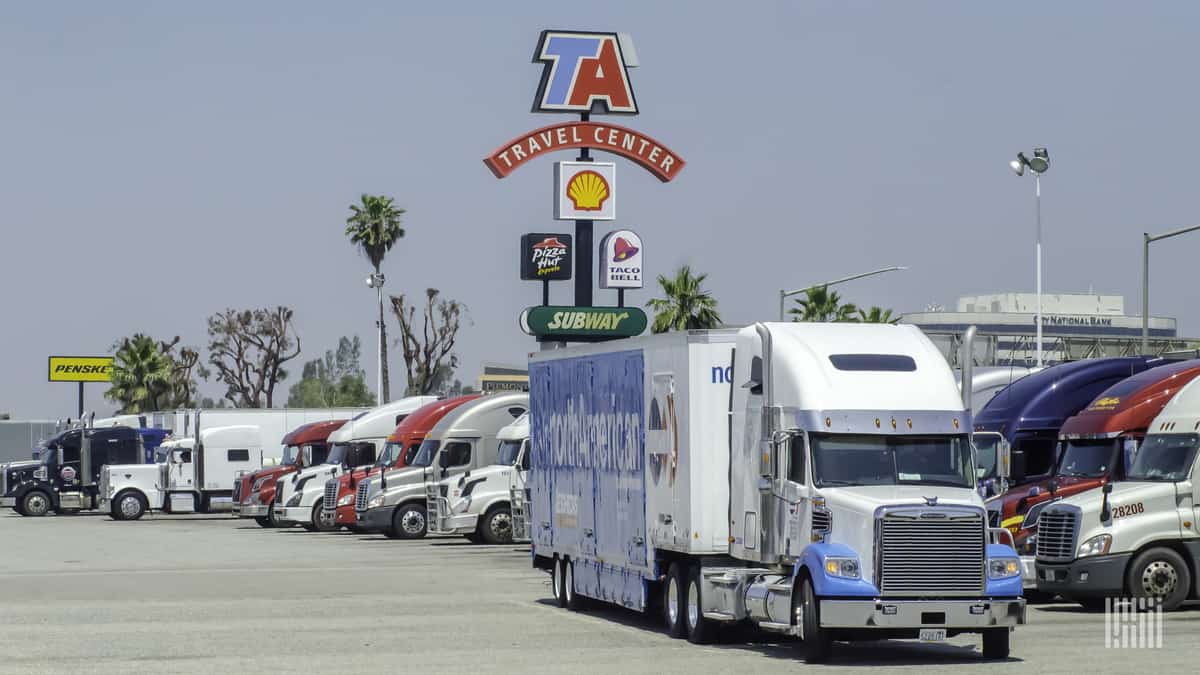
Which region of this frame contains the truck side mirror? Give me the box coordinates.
[996,440,1011,481]
[1010,450,1027,486]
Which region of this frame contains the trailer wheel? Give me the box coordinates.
[552,556,567,608]
[391,503,427,539]
[663,562,687,638]
[564,559,585,611]
[797,578,831,663]
[20,491,51,517]
[685,567,714,644]
[981,628,1010,659]
[112,491,147,521]
[1127,547,1191,611]
[312,502,338,532]
[479,505,514,545]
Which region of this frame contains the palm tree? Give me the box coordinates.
[105,334,174,413]
[858,306,898,324]
[789,286,859,322]
[646,265,722,333]
[345,194,406,402]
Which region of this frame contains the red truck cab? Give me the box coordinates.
[235,419,346,527]
[331,395,479,528]
[991,359,1200,562]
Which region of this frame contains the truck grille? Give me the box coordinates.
[811,509,831,535]
[323,479,338,511]
[878,510,985,596]
[1035,510,1078,562]
[355,479,371,511]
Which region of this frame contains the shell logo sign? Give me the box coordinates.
[555,161,615,220]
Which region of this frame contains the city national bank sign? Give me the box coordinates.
[484,30,685,342]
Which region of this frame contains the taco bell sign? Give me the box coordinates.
[599,229,643,289]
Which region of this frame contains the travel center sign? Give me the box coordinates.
[485,122,684,182]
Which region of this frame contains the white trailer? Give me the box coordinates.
[148,408,369,457]
[428,412,530,544]
[530,324,1024,662]
[272,396,436,530]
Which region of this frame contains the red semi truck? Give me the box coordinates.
[987,359,1200,586]
[233,419,346,527]
[327,396,478,529]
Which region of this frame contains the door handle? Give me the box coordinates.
[583,528,594,538]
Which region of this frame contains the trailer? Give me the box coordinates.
[530,324,1024,662]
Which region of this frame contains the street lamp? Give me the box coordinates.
[1010,146,1049,367]
[1142,225,1200,353]
[778,266,908,321]
[365,272,385,405]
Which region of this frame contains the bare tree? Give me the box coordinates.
[206,307,302,407]
[390,289,466,395]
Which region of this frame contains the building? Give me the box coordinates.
[903,292,1192,367]
[476,363,529,393]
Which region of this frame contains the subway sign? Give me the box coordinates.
[48,356,114,383]
[520,306,647,339]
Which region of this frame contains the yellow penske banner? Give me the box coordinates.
[48,356,114,383]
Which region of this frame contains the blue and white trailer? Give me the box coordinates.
[529,323,1024,662]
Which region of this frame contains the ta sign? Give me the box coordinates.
[532,31,638,115]
[599,230,643,289]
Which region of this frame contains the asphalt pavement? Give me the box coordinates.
[0,511,1196,674]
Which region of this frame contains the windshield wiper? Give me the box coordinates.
[898,479,969,488]
[816,479,860,487]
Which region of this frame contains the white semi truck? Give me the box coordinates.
[99,418,266,520]
[427,412,530,544]
[272,396,435,531]
[1035,376,1200,610]
[530,324,1024,662]
[355,393,528,539]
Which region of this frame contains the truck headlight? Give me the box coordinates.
[286,492,303,507]
[367,494,385,509]
[988,558,1021,579]
[1077,534,1112,558]
[33,467,47,481]
[823,557,860,579]
[338,494,354,507]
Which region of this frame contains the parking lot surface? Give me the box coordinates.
[0,512,1197,674]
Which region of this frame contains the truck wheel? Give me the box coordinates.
[21,491,50,517]
[981,628,1010,659]
[797,578,831,663]
[685,567,714,644]
[1127,547,1191,611]
[254,517,272,528]
[391,504,427,539]
[663,562,687,638]
[112,492,146,521]
[564,559,585,611]
[464,532,484,544]
[312,502,337,532]
[552,557,567,607]
[479,505,514,545]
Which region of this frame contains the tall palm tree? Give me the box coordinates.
[646,265,722,333]
[858,306,898,324]
[345,194,406,402]
[105,334,174,413]
[789,285,859,322]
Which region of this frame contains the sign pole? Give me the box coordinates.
[618,289,625,308]
[542,279,550,306]
[574,112,594,309]
[78,382,84,418]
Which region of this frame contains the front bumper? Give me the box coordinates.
[1035,553,1131,597]
[1,496,15,508]
[239,504,271,518]
[273,505,310,525]
[335,504,356,525]
[430,512,477,535]
[358,505,396,532]
[820,598,1026,630]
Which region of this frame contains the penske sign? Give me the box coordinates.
[48,356,114,383]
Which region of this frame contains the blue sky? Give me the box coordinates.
[3,1,1200,417]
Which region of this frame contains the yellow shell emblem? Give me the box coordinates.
[566,170,609,211]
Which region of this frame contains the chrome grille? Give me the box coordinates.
[355,479,371,511]
[811,510,831,534]
[323,478,338,511]
[878,510,985,596]
[1035,510,1078,562]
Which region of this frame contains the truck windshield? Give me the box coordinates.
[811,434,973,488]
[325,443,349,466]
[1055,439,1116,478]
[498,440,523,466]
[281,445,300,466]
[377,441,403,467]
[410,440,440,468]
[973,435,999,480]
[1127,433,1199,481]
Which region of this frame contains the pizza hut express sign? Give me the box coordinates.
[520,233,573,281]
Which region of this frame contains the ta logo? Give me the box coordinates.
[532,31,638,115]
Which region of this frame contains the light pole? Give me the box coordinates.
[365,272,386,405]
[778,266,908,321]
[1142,225,1200,353]
[1010,147,1050,367]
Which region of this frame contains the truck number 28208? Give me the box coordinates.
[1112,502,1145,519]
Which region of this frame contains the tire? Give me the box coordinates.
[552,556,567,608]
[198,494,211,514]
[796,577,831,663]
[685,567,714,644]
[981,628,1010,660]
[112,492,147,521]
[479,505,514,545]
[21,491,51,517]
[254,517,272,528]
[312,501,337,532]
[1127,547,1191,611]
[464,532,484,544]
[564,559,585,611]
[663,562,687,638]
[391,503,427,540]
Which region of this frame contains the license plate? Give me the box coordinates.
[919,629,947,643]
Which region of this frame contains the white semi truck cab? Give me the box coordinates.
[1035,376,1200,610]
[428,412,530,544]
[531,324,1023,662]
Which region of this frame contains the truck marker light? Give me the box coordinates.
[874,418,881,429]
[891,419,897,430]
[825,417,832,428]
[906,418,913,429]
